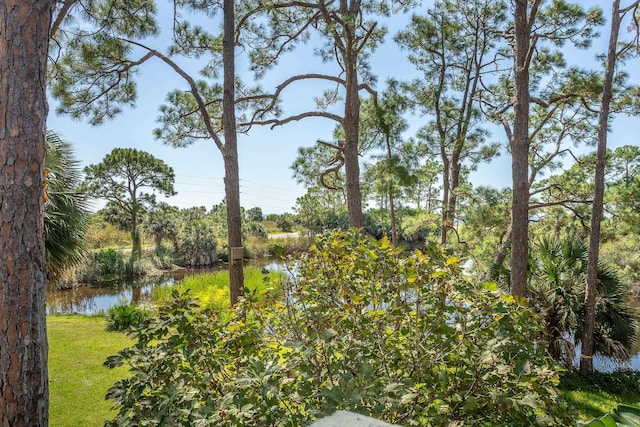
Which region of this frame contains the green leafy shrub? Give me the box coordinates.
[148,245,179,269]
[152,266,282,318]
[82,248,126,281]
[105,292,291,426]
[243,220,268,239]
[277,217,293,232]
[105,230,572,426]
[105,304,152,332]
[261,230,571,426]
[176,221,217,267]
[125,255,153,278]
[528,234,637,366]
[560,370,640,395]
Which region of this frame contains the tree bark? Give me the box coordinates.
[223,0,244,305]
[0,1,53,425]
[580,0,624,374]
[510,0,533,298]
[483,221,512,283]
[344,55,363,228]
[440,157,450,245]
[130,209,142,264]
[385,135,397,246]
[442,158,461,246]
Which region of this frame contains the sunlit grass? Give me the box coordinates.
[152,266,284,316]
[561,389,640,421]
[48,315,131,427]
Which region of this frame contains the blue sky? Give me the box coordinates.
[46,0,639,215]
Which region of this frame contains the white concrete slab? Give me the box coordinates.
[309,411,400,427]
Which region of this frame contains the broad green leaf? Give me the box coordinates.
[482,282,498,292]
[615,405,640,426]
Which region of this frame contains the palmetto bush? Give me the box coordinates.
[44,130,90,280]
[105,230,572,426]
[529,234,637,367]
[175,220,217,267]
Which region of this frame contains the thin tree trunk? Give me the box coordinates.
[446,160,461,245]
[131,211,142,262]
[440,162,450,246]
[344,47,363,228]
[510,0,533,297]
[388,185,397,245]
[483,222,512,282]
[223,0,244,305]
[0,1,53,424]
[580,0,624,374]
[385,134,398,245]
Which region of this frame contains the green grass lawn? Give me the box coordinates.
[560,389,640,421]
[48,315,131,427]
[558,369,640,422]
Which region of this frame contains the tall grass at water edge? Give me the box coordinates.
[151,266,284,315]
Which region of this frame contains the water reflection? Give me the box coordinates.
[46,261,273,315]
[574,342,640,372]
[46,275,175,315]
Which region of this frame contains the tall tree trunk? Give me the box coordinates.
[510,0,533,298]
[0,1,53,424]
[440,159,450,246]
[580,0,623,374]
[445,159,461,246]
[483,222,512,282]
[385,135,397,245]
[223,0,244,305]
[343,47,363,228]
[131,211,142,263]
[388,185,397,245]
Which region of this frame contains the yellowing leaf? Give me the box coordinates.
[446,256,460,266]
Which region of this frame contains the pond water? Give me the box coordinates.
[46,266,225,315]
[46,260,284,315]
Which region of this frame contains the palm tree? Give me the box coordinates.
[45,130,90,281]
[529,234,637,367]
[143,202,179,253]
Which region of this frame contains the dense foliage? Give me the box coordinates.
[105,230,571,426]
[83,148,176,263]
[528,234,638,366]
[105,304,152,332]
[44,130,90,280]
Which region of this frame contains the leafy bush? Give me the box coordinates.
[528,234,637,366]
[152,266,281,316]
[83,249,126,281]
[176,221,217,267]
[400,210,440,242]
[105,230,572,426]
[105,304,152,332]
[148,245,179,269]
[276,216,293,232]
[560,370,640,395]
[243,220,268,239]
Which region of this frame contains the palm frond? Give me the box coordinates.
[45,130,90,280]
